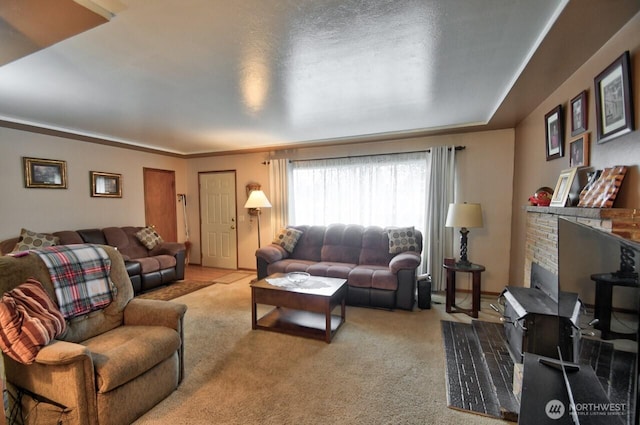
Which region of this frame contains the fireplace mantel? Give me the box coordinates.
[524,206,639,286]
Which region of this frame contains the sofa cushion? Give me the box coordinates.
[12,228,59,252]
[76,228,107,245]
[273,228,303,253]
[52,230,85,245]
[135,227,164,250]
[289,226,325,261]
[82,325,181,393]
[358,226,395,266]
[266,259,316,275]
[349,266,398,291]
[134,257,161,274]
[321,224,364,264]
[103,227,150,260]
[387,227,419,254]
[306,262,355,279]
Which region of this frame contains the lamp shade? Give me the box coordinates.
[445,203,483,228]
[244,190,272,209]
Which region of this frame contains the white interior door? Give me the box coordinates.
[199,171,237,269]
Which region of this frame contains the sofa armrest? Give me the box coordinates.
[389,251,421,274]
[124,298,187,332]
[150,242,185,257]
[255,244,289,264]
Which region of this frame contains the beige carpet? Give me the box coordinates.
[135,280,215,301]
[133,278,504,425]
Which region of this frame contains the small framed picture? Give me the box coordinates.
[569,133,590,168]
[550,168,578,207]
[23,157,67,189]
[545,105,564,161]
[594,51,635,144]
[570,90,587,136]
[91,171,122,198]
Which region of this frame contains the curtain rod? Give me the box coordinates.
[283,145,465,163]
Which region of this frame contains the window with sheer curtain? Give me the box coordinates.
[288,152,428,229]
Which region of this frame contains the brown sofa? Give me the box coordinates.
[0,227,186,294]
[256,224,422,310]
[0,245,187,425]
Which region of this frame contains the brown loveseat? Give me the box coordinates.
[0,245,187,425]
[255,224,422,310]
[1,227,185,294]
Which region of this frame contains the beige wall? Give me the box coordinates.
[183,129,515,291]
[186,152,271,270]
[510,12,640,284]
[0,124,515,292]
[0,127,187,241]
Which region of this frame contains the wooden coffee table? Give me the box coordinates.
[251,273,348,343]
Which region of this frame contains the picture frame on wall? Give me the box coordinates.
[594,51,635,144]
[569,133,590,168]
[570,90,587,136]
[23,157,67,189]
[90,171,122,198]
[545,105,564,161]
[550,168,578,207]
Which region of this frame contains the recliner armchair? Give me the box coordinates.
[0,245,187,425]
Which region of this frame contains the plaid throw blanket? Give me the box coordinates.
[33,244,113,319]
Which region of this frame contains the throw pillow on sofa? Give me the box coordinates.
[387,226,419,254]
[135,226,164,250]
[12,228,59,252]
[273,228,303,253]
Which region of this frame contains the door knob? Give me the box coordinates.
[230,225,236,230]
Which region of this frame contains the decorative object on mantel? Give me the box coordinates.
[594,51,634,144]
[545,104,564,161]
[550,168,578,207]
[528,187,553,206]
[578,166,627,208]
[569,133,589,168]
[570,90,588,137]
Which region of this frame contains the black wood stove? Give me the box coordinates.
[499,263,581,363]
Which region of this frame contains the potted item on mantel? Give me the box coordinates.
[528,187,553,207]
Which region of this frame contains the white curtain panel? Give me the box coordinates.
[268,159,291,239]
[425,145,456,291]
[289,152,428,258]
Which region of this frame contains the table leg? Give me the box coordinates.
[446,270,455,313]
[251,288,257,330]
[325,302,331,343]
[472,271,481,318]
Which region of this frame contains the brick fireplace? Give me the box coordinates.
[524,206,639,287]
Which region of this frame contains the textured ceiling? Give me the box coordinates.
[0,0,637,156]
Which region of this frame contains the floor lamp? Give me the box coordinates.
[244,190,272,248]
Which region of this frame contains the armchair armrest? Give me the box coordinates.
[389,251,421,274]
[255,244,288,264]
[124,298,187,332]
[4,340,98,424]
[150,242,185,257]
[34,339,92,365]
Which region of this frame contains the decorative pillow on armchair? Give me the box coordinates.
[387,227,419,254]
[0,278,67,364]
[272,228,303,253]
[12,228,59,252]
[135,226,164,250]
